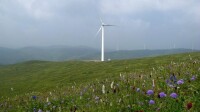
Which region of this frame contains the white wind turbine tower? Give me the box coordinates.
[96,19,115,61]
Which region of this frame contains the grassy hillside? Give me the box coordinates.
[0,52,199,97]
[0,52,200,111]
[105,49,197,60]
[0,46,197,65]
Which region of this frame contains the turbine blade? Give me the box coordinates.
[95,27,102,37]
[103,24,116,26]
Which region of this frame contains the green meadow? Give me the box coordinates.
[0,52,200,111]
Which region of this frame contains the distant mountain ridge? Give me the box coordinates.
[0,46,198,65]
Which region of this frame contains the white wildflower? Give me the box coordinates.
[152,79,155,88]
[46,97,49,102]
[111,81,114,89]
[38,109,42,112]
[102,85,105,94]
[110,102,113,106]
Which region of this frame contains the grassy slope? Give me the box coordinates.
[0,52,200,97]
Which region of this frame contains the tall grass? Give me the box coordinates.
[0,52,200,111]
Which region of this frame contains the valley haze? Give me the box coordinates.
[0,46,197,65]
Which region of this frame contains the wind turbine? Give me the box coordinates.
[96,19,115,61]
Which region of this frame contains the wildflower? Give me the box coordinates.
[46,97,49,102]
[110,102,113,106]
[152,79,155,88]
[47,102,51,105]
[49,92,52,96]
[147,90,154,95]
[158,92,166,98]
[191,76,196,81]
[149,100,155,105]
[170,74,177,83]
[53,106,56,109]
[170,93,178,98]
[177,79,184,85]
[136,88,140,92]
[95,96,99,100]
[111,81,114,89]
[32,96,37,100]
[187,102,192,110]
[166,79,169,84]
[102,85,105,94]
[33,108,37,112]
[38,109,42,112]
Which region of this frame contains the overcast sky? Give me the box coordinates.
[0,0,200,50]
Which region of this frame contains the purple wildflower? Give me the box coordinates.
[191,76,196,81]
[166,79,169,84]
[32,96,37,100]
[177,79,184,85]
[147,90,154,95]
[149,100,155,105]
[159,92,167,98]
[38,109,43,112]
[170,74,177,83]
[170,93,178,98]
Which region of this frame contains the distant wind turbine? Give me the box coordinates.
[96,19,115,61]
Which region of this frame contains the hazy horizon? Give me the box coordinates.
[1,0,200,50]
[0,45,199,51]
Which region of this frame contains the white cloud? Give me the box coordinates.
[188,5,200,23]
[0,0,199,49]
[100,0,199,15]
[16,0,54,19]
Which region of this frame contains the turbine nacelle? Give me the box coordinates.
[100,18,115,27]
